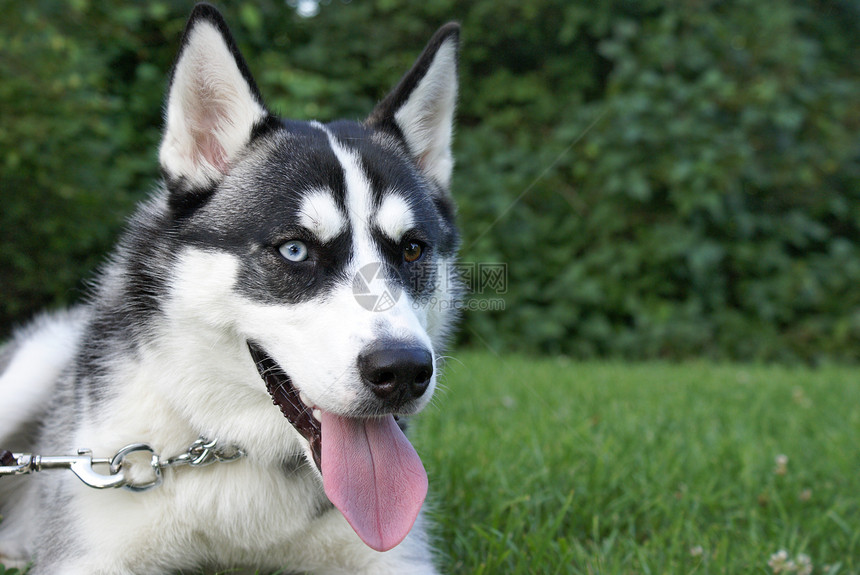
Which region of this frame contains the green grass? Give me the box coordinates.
[413,351,860,574]
[4,352,858,574]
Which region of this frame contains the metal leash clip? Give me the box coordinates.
[0,444,158,490]
[0,437,244,492]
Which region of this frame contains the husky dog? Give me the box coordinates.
[0,4,461,573]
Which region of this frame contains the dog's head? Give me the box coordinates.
[154,4,460,550]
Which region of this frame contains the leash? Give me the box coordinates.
[0,436,244,491]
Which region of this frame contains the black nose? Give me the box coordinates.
[358,343,434,405]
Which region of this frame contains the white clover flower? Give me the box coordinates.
[796,553,813,575]
[769,549,790,573]
[690,545,704,557]
[767,549,813,574]
[774,454,789,476]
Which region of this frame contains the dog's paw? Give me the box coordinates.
[0,555,31,572]
[0,538,31,571]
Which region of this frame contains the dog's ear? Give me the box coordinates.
[159,3,268,190]
[368,23,460,191]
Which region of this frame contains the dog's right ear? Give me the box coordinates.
[367,23,460,193]
[159,3,269,192]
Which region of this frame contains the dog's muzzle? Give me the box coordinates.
[246,339,432,552]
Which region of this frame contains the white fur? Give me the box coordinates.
[0,310,87,441]
[299,190,347,243]
[376,194,415,243]
[159,22,266,187]
[394,39,458,189]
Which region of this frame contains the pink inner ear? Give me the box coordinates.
[417,150,434,175]
[188,92,232,174]
[197,130,230,174]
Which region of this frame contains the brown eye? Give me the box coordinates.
[403,241,423,263]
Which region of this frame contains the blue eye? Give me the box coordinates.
[278,240,308,262]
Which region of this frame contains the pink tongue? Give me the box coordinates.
[320,412,428,552]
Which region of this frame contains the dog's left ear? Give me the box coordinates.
[159,3,269,191]
[367,23,460,191]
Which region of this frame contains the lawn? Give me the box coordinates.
[414,351,859,574]
[3,352,857,574]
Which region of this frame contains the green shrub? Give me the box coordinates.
[1,0,857,362]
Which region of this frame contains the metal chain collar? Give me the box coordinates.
[0,436,245,492]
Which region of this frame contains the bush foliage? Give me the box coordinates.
[1,0,858,362]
